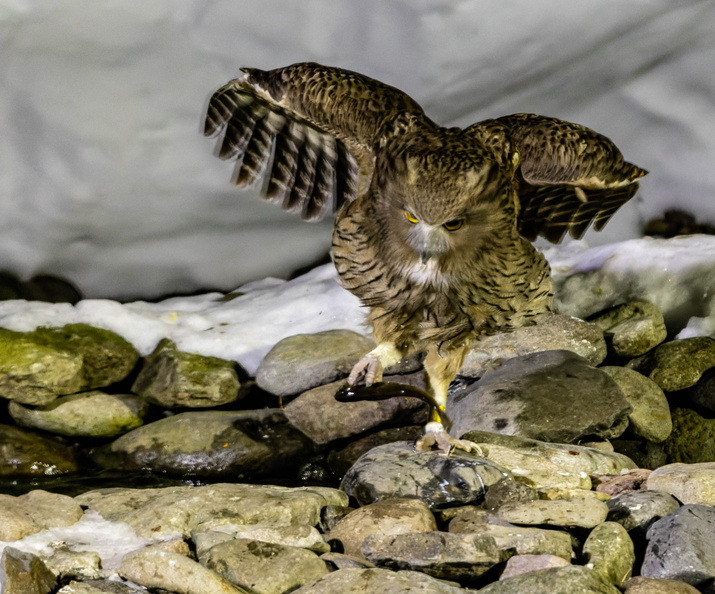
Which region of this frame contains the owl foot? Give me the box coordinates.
[416,421,483,456]
[348,355,382,387]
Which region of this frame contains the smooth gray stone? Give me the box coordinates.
[606,490,680,531]
[478,565,620,593]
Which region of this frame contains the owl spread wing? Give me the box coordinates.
[467,114,648,243]
[204,62,428,221]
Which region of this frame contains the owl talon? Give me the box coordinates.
[348,355,382,387]
[416,422,483,456]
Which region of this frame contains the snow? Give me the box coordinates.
[1,1,714,299]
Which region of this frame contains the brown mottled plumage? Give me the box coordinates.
[204,62,647,452]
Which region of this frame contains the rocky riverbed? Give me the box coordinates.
[1,235,715,593]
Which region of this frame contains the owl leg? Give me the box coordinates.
[416,343,482,456]
[348,342,404,386]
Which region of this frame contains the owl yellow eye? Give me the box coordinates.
[403,210,419,224]
[443,219,464,231]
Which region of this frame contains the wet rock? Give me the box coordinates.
[328,425,424,475]
[93,409,313,478]
[256,329,376,396]
[450,350,632,443]
[328,498,436,557]
[341,441,508,508]
[0,328,84,405]
[483,478,538,510]
[663,408,715,463]
[582,521,635,586]
[201,538,330,594]
[479,565,620,593]
[593,469,652,496]
[462,431,637,477]
[284,379,427,445]
[0,424,78,476]
[44,547,102,581]
[641,504,715,589]
[118,544,248,593]
[461,314,607,378]
[589,301,667,357]
[9,391,148,437]
[192,523,329,558]
[362,531,510,585]
[0,547,57,594]
[448,514,573,561]
[606,490,680,531]
[76,483,348,539]
[628,337,715,392]
[499,554,570,579]
[623,576,701,593]
[291,567,466,593]
[647,462,715,505]
[683,367,715,414]
[497,497,609,529]
[31,324,140,391]
[600,366,671,443]
[132,338,239,408]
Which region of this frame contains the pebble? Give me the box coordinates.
[340,441,508,508]
[9,391,148,437]
[256,329,376,396]
[460,313,607,378]
[641,504,715,589]
[499,554,570,579]
[328,498,436,557]
[589,300,667,357]
[606,490,681,531]
[663,407,715,463]
[623,576,701,593]
[478,565,620,593]
[497,497,609,529]
[582,521,635,586]
[92,409,314,478]
[284,379,427,445]
[449,350,632,443]
[647,462,715,505]
[291,567,467,593]
[600,366,672,443]
[192,523,329,557]
[593,468,652,496]
[628,336,715,392]
[132,337,240,408]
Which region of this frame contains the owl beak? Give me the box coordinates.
[416,226,447,263]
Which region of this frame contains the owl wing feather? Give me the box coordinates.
[204,62,428,221]
[466,114,647,243]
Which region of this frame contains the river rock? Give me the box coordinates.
[647,462,715,505]
[0,327,84,404]
[479,565,620,593]
[118,544,248,593]
[43,547,102,581]
[610,438,668,470]
[628,337,715,392]
[683,368,715,414]
[92,409,313,478]
[663,408,715,463]
[328,498,436,557]
[582,521,635,586]
[131,338,240,408]
[483,478,538,510]
[57,580,146,593]
[0,424,78,476]
[606,490,680,531]
[256,329,375,396]
[593,468,652,496]
[362,531,511,585]
[31,324,140,391]
[462,431,637,476]
[0,547,57,594]
[623,576,701,593]
[284,380,428,445]
[291,567,467,593]
[589,301,667,357]
[461,314,607,378]
[641,504,715,590]
[76,483,348,539]
[0,490,81,541]
[497,497,609,529]
[600,366,671,443]
[201,538,330,594]
[499,554,570,579]
[341,442,508,508]
[9,391,148,437]
[449,350,632,443]
[192,523,329,557]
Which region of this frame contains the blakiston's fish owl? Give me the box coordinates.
[203,62,646,453]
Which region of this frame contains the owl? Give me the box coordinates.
[203,62,646,453]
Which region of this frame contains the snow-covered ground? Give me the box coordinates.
[1,1,714,299]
